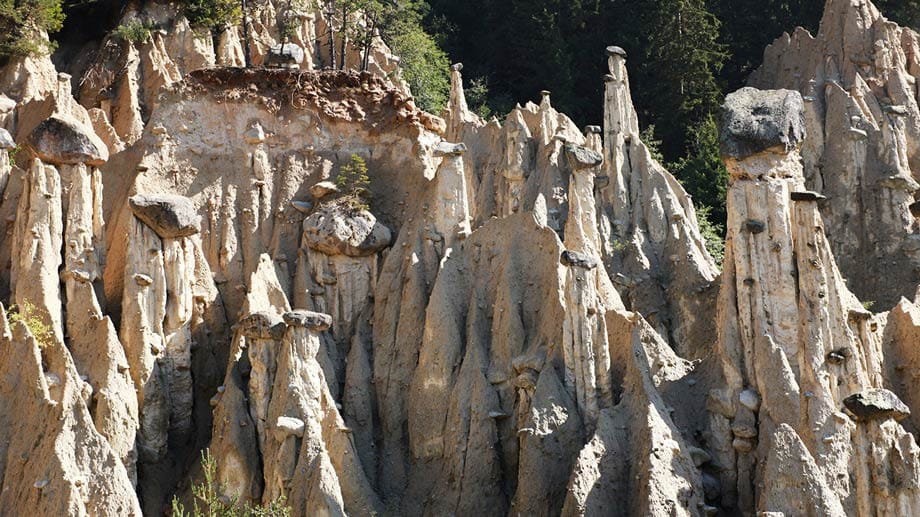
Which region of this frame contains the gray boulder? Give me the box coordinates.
[129,194,201,239]
[283,311,332,331]
[239,311,286,340]
[843,388,910,422]
[719,87,806,160]
[303,204,392,257]
[560,250,598,270]
[564,144,603,168]
[434,142,467,157]
[26,115,109,166]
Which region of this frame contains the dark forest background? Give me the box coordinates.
[421,0,919,250]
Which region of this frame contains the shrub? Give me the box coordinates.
[388,25,450,113]
[695,205,724,267]
[181,0,241,30]
[334,154,372,211]
[112,19,152,43]
[464,77,493,119]
[172,450,290,517]
[7,300,55,348]
[0,0,65,58]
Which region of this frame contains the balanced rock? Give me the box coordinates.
[291,200,314,214]
[128,194,201,239]
[560,250,598,269]
[843,389,910,422]
[273,416,306,439]
[564,144,603,168]
[433,142,467,156]
[302,204,392,257]
[283,310,332,331]
[791,191,827,202]
[719,87,806,160]
[606,45,627,57]
[310,181,339,200]
[239,311,286,340]
[26,115,109,166]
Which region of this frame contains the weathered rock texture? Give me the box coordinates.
[121,192,228,513]
[3,0,920,515]
[750,0,920,310]
[0,306,142,516]
[711,86,920,517]
[209,255,381,515]
[443,51,719,359]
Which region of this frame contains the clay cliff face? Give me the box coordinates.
[750,0,920,310]
[2,0,920,516]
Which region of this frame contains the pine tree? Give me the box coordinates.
[636,0,727,158]
[0,0,65,57]
[709,0,822,91]
[335,154,372,211]
[671,115,728,227]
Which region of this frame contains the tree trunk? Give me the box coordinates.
[339,5,350,70]
[362,18,376,71]
[327,1,337,70]
[242,0,252,67]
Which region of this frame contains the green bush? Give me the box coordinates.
[7,300,55,348]
[112,19,152,43]
[0,0,65,58]
[695,205,724,267]
[464,77,493,119]
[389,25,450,113]
[334,154,372,211]
[172,450,290,517]
[181,0,241,30]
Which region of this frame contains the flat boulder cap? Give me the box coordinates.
[843,388,911,422]
[283,311,332,331]
[129,194,202,239]
[719,87,806,160]
[27,115,109,166]
[303,204,392,257]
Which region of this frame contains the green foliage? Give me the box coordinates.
[464,76,493,119]
[695,204,724,267]
[670,115,728,228]
[0,0,65,57]
[7,300,55,348]
[862,300,876,312]
[181,0,241,29]
[389,25,450,112]
[424,0,725,159]
[669,115,727,265]
[172,450,290,517]
[637,0,727,158]
[640,125,665,164]
[335,154,372,211]
[112,19,152,43]
[315,0,449,112]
